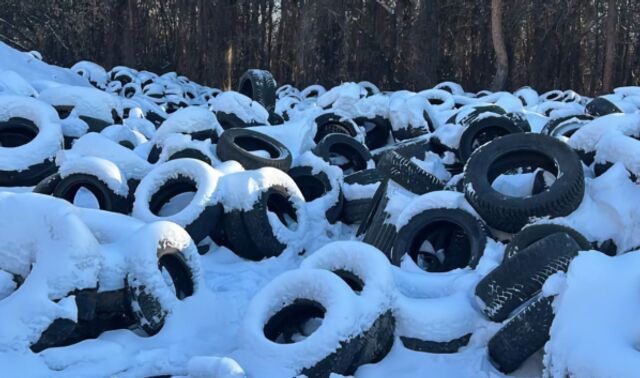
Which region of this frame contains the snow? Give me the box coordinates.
[1,41,640,377]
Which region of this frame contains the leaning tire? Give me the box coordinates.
[464,133,584,233]
[238,69,277,112]
[313,133,372,174]
[217,128,292,171]
[313,113,360,143]
[488,296,555,374]
[475,232,579,322]
[392,207,487,272]
[126,222,200,336]
[376,150,443,194]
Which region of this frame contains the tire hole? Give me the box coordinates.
[267,192,298,230]
[332,269,364,293]
[263,299,326,344]
[408,221,471,272]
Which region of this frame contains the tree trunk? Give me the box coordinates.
[603,0,617,92]
[490,0,508,91]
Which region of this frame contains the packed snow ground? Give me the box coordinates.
[1,41,640,377]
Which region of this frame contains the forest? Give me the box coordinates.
[0,0,637,95]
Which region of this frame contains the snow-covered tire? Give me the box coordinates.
[376,150,443,194]
[475,232,579,322]
[488,296,554,374]
[301,241,395,364]
[463,133,584,233]
[0,97,62,186]
[313,133,372,174]
[52,158,130,211]
[339,169,382,225]
[217,128,292,171]
[457,115,523,163]
[239,269,390,377]
[133,159,223,243]
[371,135,430,163]
[238,69,277,112]
[541,114,592,139]
[504,223,591,259]
[215,112,250,130]
[168,147,212,165]
[354,116,392,150]
[313,113,360,143]
[288,166,343,224]
[223,171,307,260]
[392,208,487,272]
[33,173,62,195]
[126,222,200,336]
[586,97,622,116]
[400,334,472,354]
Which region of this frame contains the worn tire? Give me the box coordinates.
[586,97,622,117]
[354,116,392,150]
[464,133,585,233]
[458,115,523,163]
[488,296,554,374]
[376,150,443,194]
[475,232,579,322]
[314,113,360,143]
[217,128,292,171]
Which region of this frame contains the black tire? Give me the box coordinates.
[227,185,302,260]
[217,128,292,171]
[128,244,196,336]
[340,169,382,225]
[506,112,531,132]
[392,208,487,271]
[376,150,443,194]
[475,232,579,322]
[505,223,591,259]
[33,173,62,195]
[313,133,372,174]
[168,148,212,165]
[586,97,622,117]
[541,114,593,139]
[215,112,250,130]
[360,180,397,257]
[400,333,471,354]
[30,318,77,353]
[488,296,554,374]
[354,116,392,150]
[53,173,132,214]
[464,133,585,233]
[458,115,523,163]
[238,69,277,112]
[371,135,431,162]
[288,166,343,224]
[314,113,359,143]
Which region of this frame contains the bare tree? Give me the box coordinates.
[490,0,508,91]
[602,0,617,92]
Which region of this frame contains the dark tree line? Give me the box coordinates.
[0,0,637,95]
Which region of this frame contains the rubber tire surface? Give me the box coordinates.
[488,296,554,374]
[457,115,523,163]
[237,69,277,112]
[376,150,443,194]
[313,133,372,174]
[505,223,591,259]
[288,166,343,224]
[463,133,584,233]
[217,128,292,171]
[475,232,579,322]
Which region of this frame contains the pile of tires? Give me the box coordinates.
[2,55,639,376]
